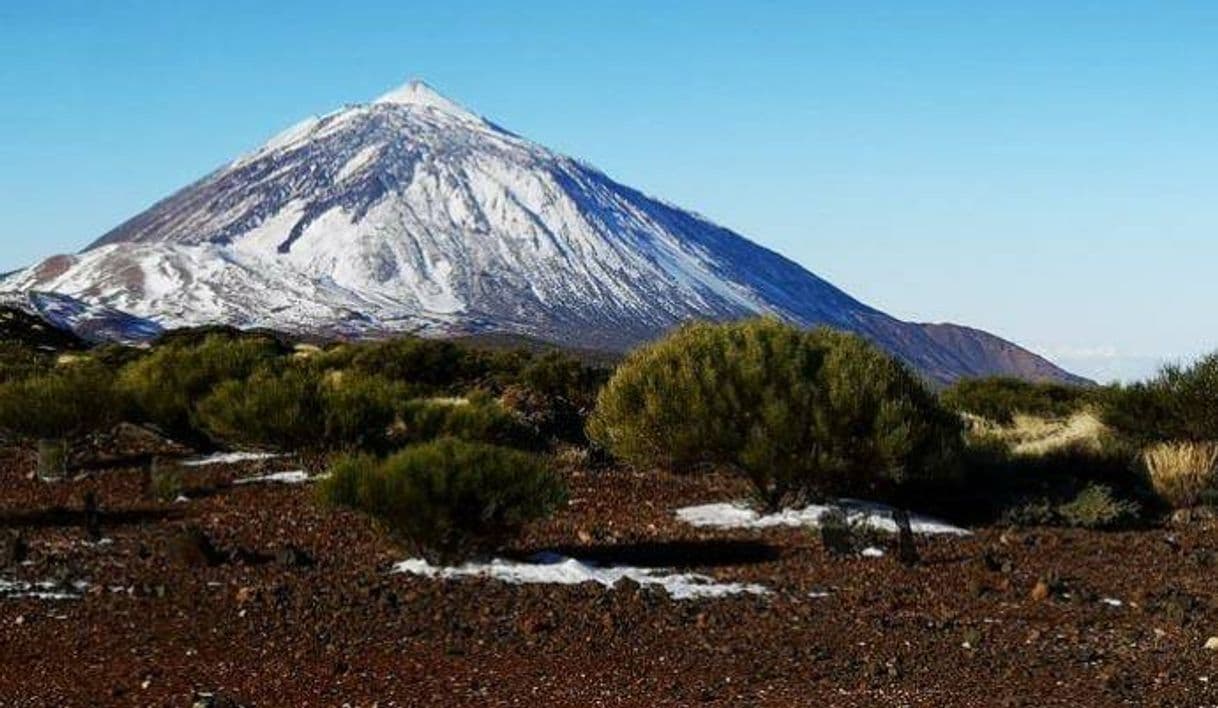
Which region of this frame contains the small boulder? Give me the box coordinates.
[275,545,314,568]
[169,526,224,567]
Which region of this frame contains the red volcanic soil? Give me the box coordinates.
[1,438,1217,707]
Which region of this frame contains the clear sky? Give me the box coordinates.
[1,1,1215,381]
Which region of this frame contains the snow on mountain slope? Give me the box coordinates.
[2,80,1086,385]
[0,291,162,345]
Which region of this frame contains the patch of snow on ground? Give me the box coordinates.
[234,470,310,485]
[393,552,768,601]
[182,452,283,467]
[675,500,969,536]
[0,578,88,601]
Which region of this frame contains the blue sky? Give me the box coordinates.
[1,1,1215,381]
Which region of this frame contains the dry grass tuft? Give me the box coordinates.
[965,411,1109,457]
[1143,441,1218,509]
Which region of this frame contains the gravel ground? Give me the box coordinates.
[1,440,1217,707]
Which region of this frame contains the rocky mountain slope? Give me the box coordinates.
[2,81,1085,385]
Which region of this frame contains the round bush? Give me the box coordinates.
[318,438,566,562]
[587,319,962,508]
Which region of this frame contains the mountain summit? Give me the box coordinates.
[373,79,483,120]
[3,81,1085,385]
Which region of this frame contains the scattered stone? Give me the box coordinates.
[169,526,225,567]
[1171,508,1218,527]
[819,508,856,556]
[192,691,245,708]
[276,545,315,568]
[894,508,919,567]
[83,490,103,542]
[0,531,28,567]
[1204,637,1218,651]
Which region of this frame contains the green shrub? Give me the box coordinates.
[587,319,962,509]
[505,352,610,444]
[322,372,417,450]
[0,360,120,440]
[941,377,1094,423]
[148,463,184,503]
[0,342,52,385]
[519,351,608,410]
[1056,483,1140,529]
[117,334,281,441]
[318,438,566,562]
[337,338,488,389]
[197,367,416,451]
[313,337,606,404]
[196,366,325,449]
[396,398,539,449]
[1102,353,1218,443]
[929,436,1152,527]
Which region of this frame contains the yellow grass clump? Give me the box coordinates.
[1143,441,1218,509]
[964,411,1109,457]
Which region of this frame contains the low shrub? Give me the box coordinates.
[941,377,1094,423]
[0,360,120,441]
[588,319,962,509]
[0,360,121,478]
[1056,483,1140,529]
[318,438,566,562]
[117,334,282,442]
[148,462,184,503]
[196,367,325,450]
[313,337,607,403]
[927,435,1153,527]
[396,398,539,450]
[198,367,416,451]
[1101,353,1218,443]
[499,351,611,444]
[518,351,608,411]
[332,338,488,389]
[322,372,418,451]
[0,342,52,385]
[1143,441,1218,509]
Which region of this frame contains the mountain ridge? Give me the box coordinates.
[4,80,1088,386]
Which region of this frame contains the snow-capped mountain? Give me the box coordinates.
[2,80,1086,385]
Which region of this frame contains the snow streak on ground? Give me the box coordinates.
[0,578,88,601]
[233,470,310,485]
[182,452,283,467]
[675,500,970,536]
[393,552,769,601]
